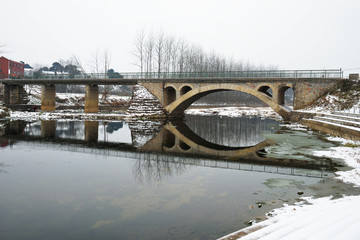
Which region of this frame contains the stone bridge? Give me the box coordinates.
[0,70,343,120]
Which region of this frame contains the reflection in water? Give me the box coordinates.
[132,155,188,184]
[0,117,338,183]
[185,115,279,147]
[0,116,355,240]
[85,121,99,142]
[106,122,123,133]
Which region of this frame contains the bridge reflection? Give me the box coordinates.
[0,119,335,181]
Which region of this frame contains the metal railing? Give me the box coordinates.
[0,69,343,80]
[335,106,360,115]
[118,69,343,79]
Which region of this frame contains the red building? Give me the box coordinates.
[0,56,24,79]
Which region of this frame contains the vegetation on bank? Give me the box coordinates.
[307,80,360,111]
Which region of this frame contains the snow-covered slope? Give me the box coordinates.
[220,137,360,240]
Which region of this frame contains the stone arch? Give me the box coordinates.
[179,140,191,151]
[165,84,290,120]
[163,121,275,160]
[180,85,192,96]
[163,128,176,148]
[257,85,273,98]
[164,86,176,106]
[278,85,294,106]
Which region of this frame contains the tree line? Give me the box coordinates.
[132,30,277,74]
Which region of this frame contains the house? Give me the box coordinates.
[0,56,25,79]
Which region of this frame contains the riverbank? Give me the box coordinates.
[220,136,360,240]
[3,106,282,121]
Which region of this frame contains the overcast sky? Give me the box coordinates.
[2,0,359,75]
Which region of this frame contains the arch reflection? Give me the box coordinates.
[0,118,336,184]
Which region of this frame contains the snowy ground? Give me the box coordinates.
[304,85,360,114]
[25,85,131,106]
[185,107,282,120]
[220,195,360,240]
[220,136,360,240]
[9,110,128,121]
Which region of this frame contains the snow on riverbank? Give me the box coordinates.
[9,110,127,121]
[185,107,282,119]
[314,137,360,187]
[220,195,360,240]
[221,136,360,240]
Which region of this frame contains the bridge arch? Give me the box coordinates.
[162,121,273,160]
[277,84,294,106]
[163,128,176,148]
[179,140,191,151]
[164,86,176,106]
[165,83,290,120]
[257,85,273,98]
[180,85,192,96]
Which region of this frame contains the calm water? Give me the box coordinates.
[0,116,359,240]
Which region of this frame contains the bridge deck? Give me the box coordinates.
[0,77,343,85]
[0,69,343,85]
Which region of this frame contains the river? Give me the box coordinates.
[0,115,359,240]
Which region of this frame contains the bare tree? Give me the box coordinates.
[154,31,165,76]
[132,31,278,77]
[145,33,155,74]
[178,39,188,73]
[132,30,146,73]
[71,55,86,74]
[170,39,179,72]
[90,49,101,74]
[103,49,111,75]
[163,37,174,73]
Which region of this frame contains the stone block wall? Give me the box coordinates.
[142,82,164,105]
[293,79,338,109]
[301,118,360,141]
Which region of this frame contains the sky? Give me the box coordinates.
[1,0,359,75]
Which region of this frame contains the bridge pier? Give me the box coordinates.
[41,120,56,138]
[85,85,99,113]
[41,84,56,112]
[85,121,98,142]
[3,84,25,104]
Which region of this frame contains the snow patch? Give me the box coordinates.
[313,138,360,187]
[220,195,360,240]
[185,107,282,119]
[126,85,165,117]
[9,110,127,121]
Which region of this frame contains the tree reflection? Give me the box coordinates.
[132,153,189,184]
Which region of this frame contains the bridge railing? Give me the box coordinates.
[119,69,343,79]
[0,69,343,80]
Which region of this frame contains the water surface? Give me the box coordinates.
[0,116,358,240]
